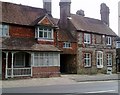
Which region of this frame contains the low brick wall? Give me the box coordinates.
[32,66,60,78]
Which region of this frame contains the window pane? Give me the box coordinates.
[48,32,52,39]
[39,31,43,37]
[48,29,51,31]
[44,31,47,38]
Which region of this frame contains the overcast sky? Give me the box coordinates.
[1,0,119,35]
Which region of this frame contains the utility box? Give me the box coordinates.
[107,67,112,74]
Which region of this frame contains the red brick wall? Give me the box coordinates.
[9,25,34,38]
[58,41,77,54]
[37,40,54,45]
[32,66,60,78]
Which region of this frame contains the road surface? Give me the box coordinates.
[2,80,119,94]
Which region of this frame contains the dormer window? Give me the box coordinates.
[0,24,9,37]
[107,36,112,45]
[35,26,53,40]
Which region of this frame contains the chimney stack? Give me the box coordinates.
[59,0,71,29]
[43,0,52,15]
[100,3,110,26]
[76,10,85,16]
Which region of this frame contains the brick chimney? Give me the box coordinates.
[100,3,110,26]
[43,0,52,15]
[59,0,71,29]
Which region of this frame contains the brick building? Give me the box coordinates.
[0,0,118,79]
[58,0,117,74]
[116,36,120,72]
[1,1,61,79]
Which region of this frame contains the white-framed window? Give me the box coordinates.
[107,36,112,45]
[63,42,71,48]
[96,51,103,68]
[84,53,91,67]
[0,24,9,37]
[107,53,112,66]
[84,33,91,44]
[34,52,60,67]
[35,26,53,40]
[116,41,120,48]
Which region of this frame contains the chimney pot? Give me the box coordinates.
[76,10,85,16]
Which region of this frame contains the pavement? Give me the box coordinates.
[1,74,120,88]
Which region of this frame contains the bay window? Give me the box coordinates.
[34,52,60,67]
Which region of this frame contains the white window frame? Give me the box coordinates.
[96,51,103,68]
[116,41,120,48]
[107,36,112,45]
[0,24,9,37]
[63,42,71,48]
[84,53,91,67]
[107,53,112,66]
[34,52,60,67]
[35,26,53,40]
[84,33,91,44]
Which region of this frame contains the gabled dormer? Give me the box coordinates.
[35,14,58,44]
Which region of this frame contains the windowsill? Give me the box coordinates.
[84,66,91,68]
[0,36,10,38]
[97,65,103,68]
[107,44,112,46]
[84,42,91,44]
[63,47,72,49]
[107,65,112,67]
[37,38,54,42]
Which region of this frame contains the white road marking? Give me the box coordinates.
[85,90,116,93]
[77,80,117,84]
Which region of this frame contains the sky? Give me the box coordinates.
[1,0,119,35]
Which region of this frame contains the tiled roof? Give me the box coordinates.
[116,36,120,41]
[70,14,117,36]
[1,37,61,52]
[1,2,46,26]
[58,29,76,42]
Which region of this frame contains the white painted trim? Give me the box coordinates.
[96,51,103,68]
[107,36,112,46]
[32,53,34,66]
[38,15,54,26]
[11,52,14,78]
[5,52,8,79]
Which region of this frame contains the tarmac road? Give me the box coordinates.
[2,80,118,94]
